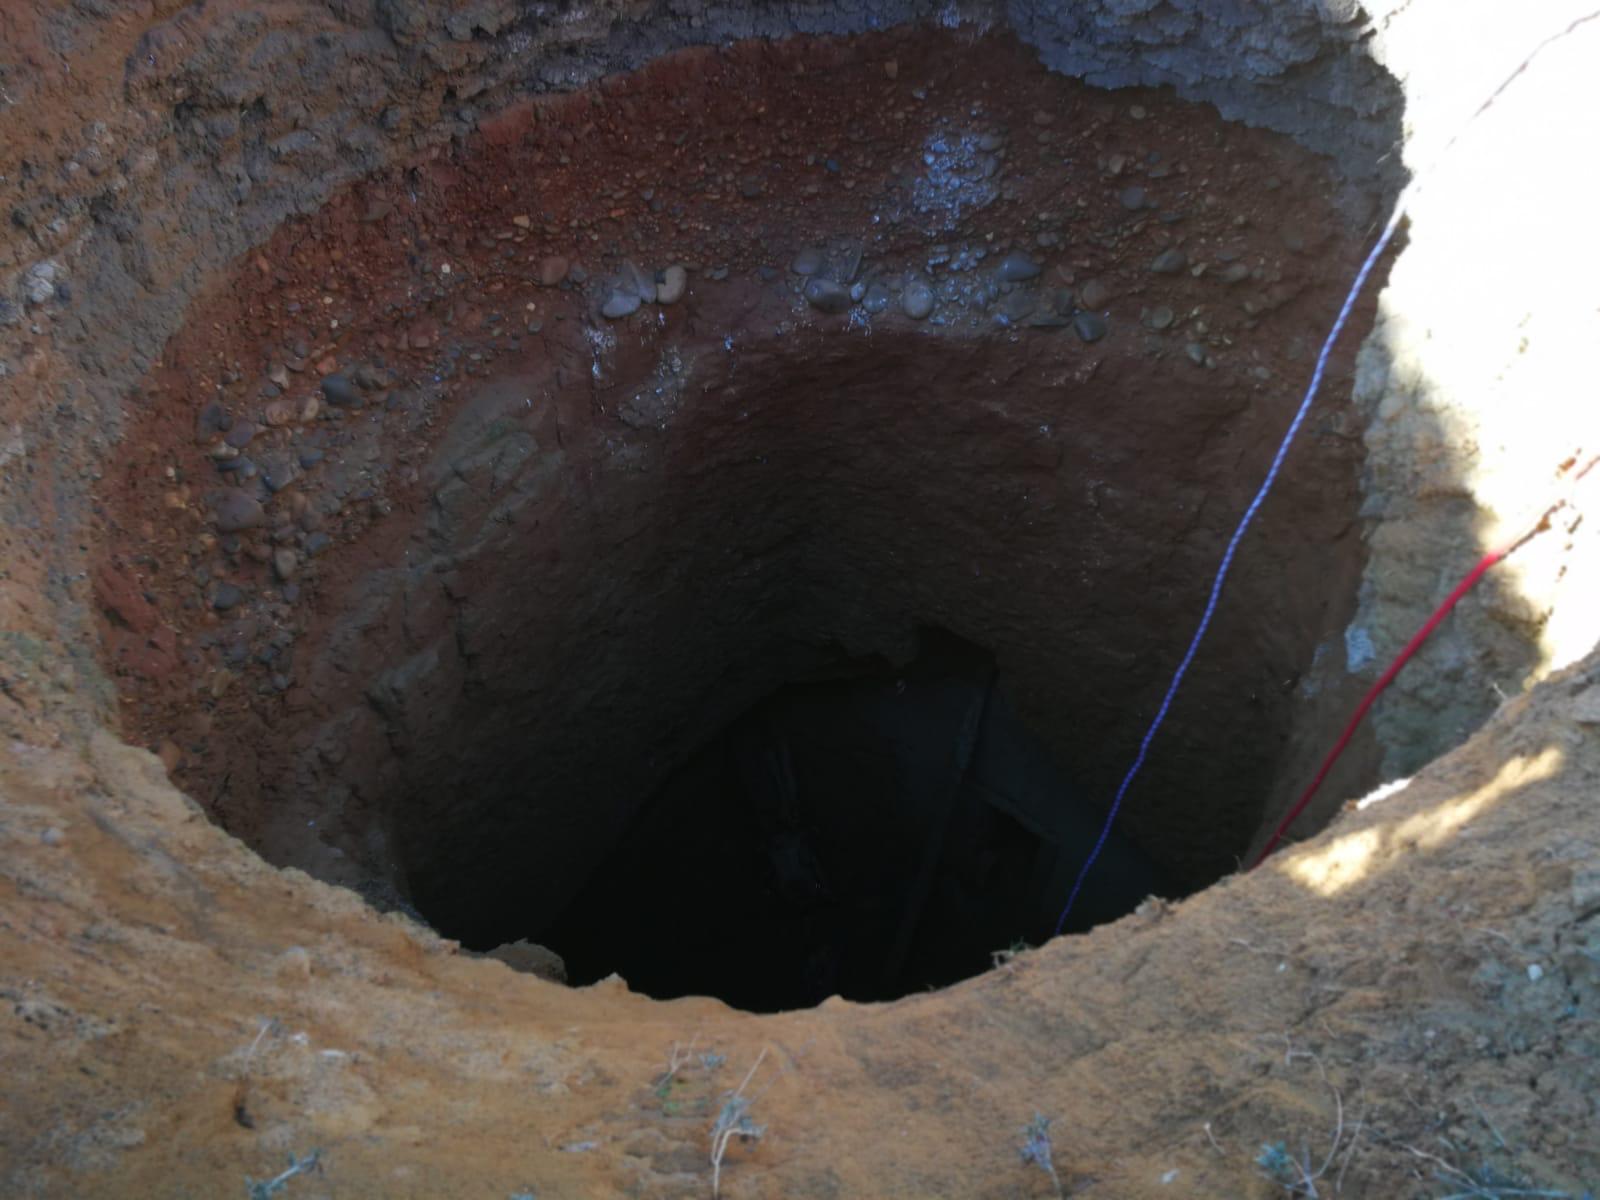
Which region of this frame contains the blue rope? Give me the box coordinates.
[1050,6,1600,937]
[1052,196,1411,937]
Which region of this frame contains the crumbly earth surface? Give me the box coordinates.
[3,649,1597,1197]
[92,31,1379,928]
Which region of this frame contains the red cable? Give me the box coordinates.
[1250,452,1597,869]
[1248,546,1508,868]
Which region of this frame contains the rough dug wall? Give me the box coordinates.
[2,0,1599,1196]
[5,0,1590,838]
[92,30,1377,956]
[1,0,1402,744]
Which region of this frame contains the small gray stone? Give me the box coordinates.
[273,548,299,581]
[901,279,935,320]
[1150,248,1187,274]
[354,363,390,390]
[1218,262,1252,285]
[1073,311,1108,343]
[212,492,265,533]
[862,282,892,314]
[320,373,362,407]
[1000,289,1037,321]
[23,260,59,306]
[223,420,257,450]
[538,256,570,287]
[996,252,1042,282]
[305,531,333,556]
[620,261,656,303]
[1146,305,1176,330]
[1078,280,1110,309]
[791,248,825,276]
[656,265,688,305]
[261,457,298,493]
[601,288,642,319]
[1186,342,1209,366]
[1119,186,1147,210]
[803,278,852,314]
[212,582,245,611]
[197,408,234,449]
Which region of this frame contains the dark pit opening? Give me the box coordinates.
[367,323,1370,1013]
[540,629,1161,1012]
[97,30,1383,1015]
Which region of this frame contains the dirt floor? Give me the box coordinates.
[3,648,1598,1197]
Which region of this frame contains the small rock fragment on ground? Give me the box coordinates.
[656,265,688,305]
[901,279,935,320]
[804,278,852,313]
[538,256,570,287]
[1073,311,1108,343]
[1150,248,1187,275]
[212,492,265,533]
[320,373,362,407]
[996,252,1042,282]
[601,288,642,319]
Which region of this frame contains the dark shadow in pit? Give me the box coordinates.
[506,629,1163,1012]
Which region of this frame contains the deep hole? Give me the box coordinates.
[537,629,1163,1011]
[96,30,1381,1014]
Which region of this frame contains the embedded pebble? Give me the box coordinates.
[1000,290,1037,322]
[195,402,233,443]
[620,261,656,303]
[803,278,852,314]
[305,532,333,556]
[1146,305,1176,330]
[212,582,245,611]
[1078,280,1110,309]
[320,372,362,407]
[1149,248,1187,275]
[24,261,59,306]
[1119,186,1148,211]
[223,420,257,450]
[273,548,299,581]
[1073,311,1108,343]
[862,281,892,314]
[1218,262,1252,285]
[1186,342,1209,365]
[656,265,688,305]
[261,457,298,493]
[212,492,265,533]
[538,256,570,287]
[996,252,1042,282]
[41,827,65,847]
[791,248,825,276]
[601,288,642,320]
[263,399,297,427]
[901,279,935,320]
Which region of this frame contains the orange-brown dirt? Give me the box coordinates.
[91,31,1379,933]
[4,658,1598,1197]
